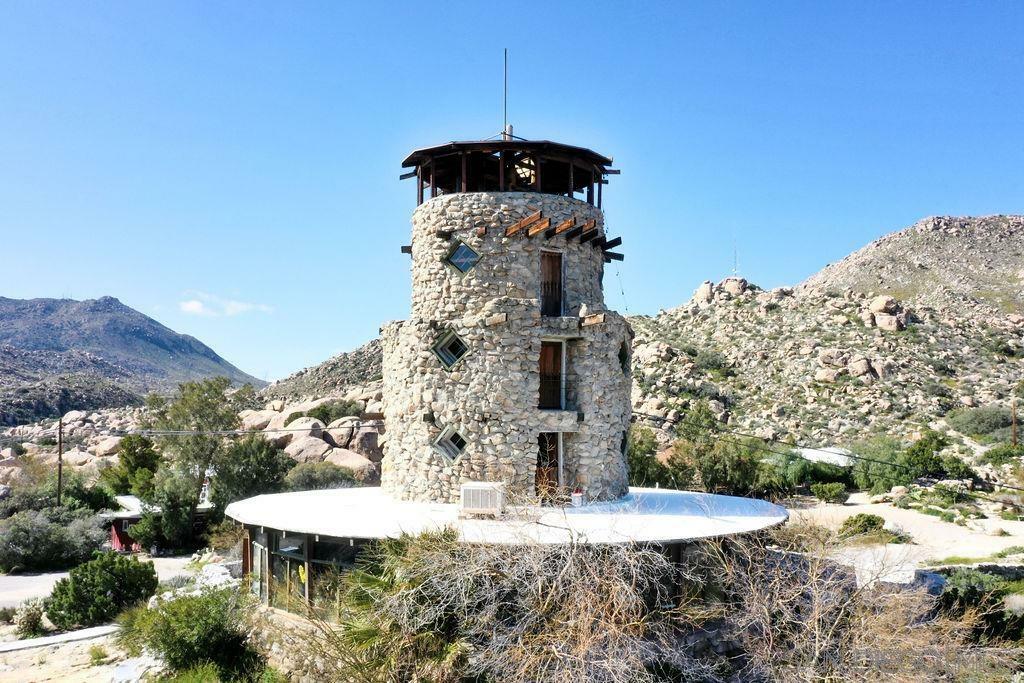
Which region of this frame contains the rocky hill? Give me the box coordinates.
[800,215,1024,314]
[0,296,263,425]
[632,215,1023,446]
[255,215,1023,448]
[262,339,382,401]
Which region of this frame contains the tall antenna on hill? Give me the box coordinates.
[502,48,510,140]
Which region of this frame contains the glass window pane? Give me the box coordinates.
[447,243,480,273]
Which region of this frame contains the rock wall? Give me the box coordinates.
[381,192,632,503]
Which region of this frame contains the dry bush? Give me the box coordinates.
[707,524,1021,682]
[300,529,723,683]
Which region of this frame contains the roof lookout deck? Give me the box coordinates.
[401,137,619,207]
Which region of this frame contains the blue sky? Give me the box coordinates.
[2,2,1022,381]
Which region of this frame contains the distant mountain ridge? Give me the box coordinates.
[0,296,263,425]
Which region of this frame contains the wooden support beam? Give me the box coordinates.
[461,153,467,193]
[416,166,423,205]
[499,150,505,191]
[429,159,436,199]
[526,217,551,238]
[568,160,574,197]
[535,156,542,192]
[602,236,622,250]
[581,219,596,232]
[604,251,624,261]
[581,313,606,327]
[565,224,584,240]
[579,228,599,244]
[400,245,412,254]
[546,217,575,238]
[399,170,417,180]
[592,236,607,249]
[504,210,543,237]
[604,169,621,174]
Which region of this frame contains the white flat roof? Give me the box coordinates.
[224,486,788,545]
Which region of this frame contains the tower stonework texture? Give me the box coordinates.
[381,140,631,504]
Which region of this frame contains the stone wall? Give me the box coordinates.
[381,192,632,503]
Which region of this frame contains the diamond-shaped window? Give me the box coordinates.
[432,330,469,369]
[433,426,467,461]
[446,242,480,273]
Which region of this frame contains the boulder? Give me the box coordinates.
[265,400,285,412]
[63,448,93,466]
[324,448,378,483]
[692,281,715,307]
[325,416,361,449]
[859,310,876,327]
[817,348,849,368]
[720,276,748,296]
[90,436,122,457]
[284,436,332,464]
[847,357,874,377]
[869,295,898,314]
[814,367,846,383]
[874,313,905,332]
[266,416,324,448]
[241,409,278,431]
[349,426,384,463]
[62,410,89,424]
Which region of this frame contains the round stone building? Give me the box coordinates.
[380,137,633,503]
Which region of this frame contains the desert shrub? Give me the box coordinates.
[941,454,975,479]
[940,568,1024,642]
[204,520,244,555]
[810,482,849,504]
[0,506,106,572]
[900,430,950,479]
[88,644,109,666]
[14,598,44,638]
[117,588,265,679]
[770,451,851,490]
[305,400,362,425]
[948,406,1012,439]
[850,436,909,494]
[45,551,158,629]
[211,436,294,514]
[980,444,1024,467]
[0,469,114,519]
[284,462,357,491]
[10,443,26,456]
[839,513,885,537]
[0,606,15,623]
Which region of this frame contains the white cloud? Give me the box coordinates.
[178,292,273,318]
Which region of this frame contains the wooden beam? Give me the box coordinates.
[526,217,551,238]
[604,169,621,174]
[399,170,417,180]
[579,228,599,244]
[581,219,596,232]
[535,156,542,192]
[565,224,584,240]
[546,217,575,238]
[587,169,595,205]
[461,152,467,193]
[504,210,543,237]
[429,159,436,198]
[400,245,412,254]
[499,150,505,191]
[597,175,602,208]
[602,236,622,250]
[592,236,607,249]
[568,160,574,197]
[581,313,606,327]
[417,166,423,205]
[604,251,624,261]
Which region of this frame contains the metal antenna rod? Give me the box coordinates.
[503,48,508,139]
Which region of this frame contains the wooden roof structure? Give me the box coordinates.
[401,138,619,207]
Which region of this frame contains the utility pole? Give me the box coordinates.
[56,417,64,507]
[1013,398,1018,448]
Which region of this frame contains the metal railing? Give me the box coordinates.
[538,374,576,410]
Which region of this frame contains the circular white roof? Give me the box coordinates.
[225,486,788,545]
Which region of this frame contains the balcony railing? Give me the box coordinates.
[539,374,577,410]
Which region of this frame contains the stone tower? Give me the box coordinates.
[380,138,631,504]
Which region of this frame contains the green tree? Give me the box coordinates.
[146,378,239,543]
[626,425,670,487]
[146,465,202,549]
[211,436,294,513]
[99,435,161,497]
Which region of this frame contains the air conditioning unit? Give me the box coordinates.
[460,482,505,517]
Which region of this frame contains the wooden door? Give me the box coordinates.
[536,433,560,498]
[541,252,563,316]
[539,341,563,409]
